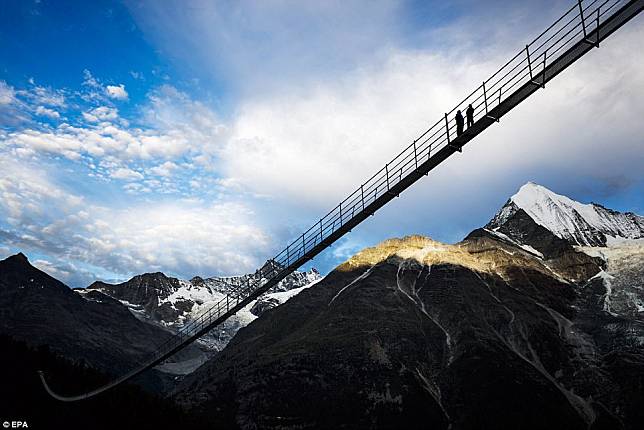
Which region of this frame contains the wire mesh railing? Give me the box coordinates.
[133,0,629,368]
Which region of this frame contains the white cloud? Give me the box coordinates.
[84,201,270,277]
[219,49,494,206]
[82,69,102,89]
[128,0,403,97]
[2,81,69,126]
[111,167,144,181]
[0,154,272,285]
[218,24,644,215]
[142,84,228,147]
[148,160,178,177]
[0,81,16,105]
[3,85,228,187]
[331,237,366,261]
[28,85,66,107]
[81,70,128,103]
[4,120,192,173]
[0,81,30,126]
[106,84,128,100]
[33,259,75,281]
[0,153,84,235]
[35,105,60,119]
[82,106,119,122]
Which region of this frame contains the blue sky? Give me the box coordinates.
[1,0,643,287]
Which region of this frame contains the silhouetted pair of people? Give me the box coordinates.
[455,104,475,137]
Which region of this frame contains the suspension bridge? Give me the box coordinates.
[39,0,644,401]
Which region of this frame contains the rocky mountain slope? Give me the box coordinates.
[82,261,322,371]
[0,253,196,391]
[579,239,644,318]
[174,183,644,429]
[0,247,321,386]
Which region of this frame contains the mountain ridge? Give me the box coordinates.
[82,262,322,357]
[0,252,193,393]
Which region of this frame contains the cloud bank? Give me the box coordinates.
[1,0,642,287]
[0,152,271,286]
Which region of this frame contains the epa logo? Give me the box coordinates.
[2,422,29,429]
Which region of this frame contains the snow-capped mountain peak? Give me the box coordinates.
[488,182,644,246]
[83,264,323,360]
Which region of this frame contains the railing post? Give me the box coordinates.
[302,233,305,253]
[483,82,499,123]
[339,203,342,225]
[526,45,533,80]
[413,140,418,169]
[385,164,390,190]
[444,113,450,144]
[541,51,547,88]
[320,220,323,241]
[526,44,543,88]
[286,244,290,265]
[595,8,600,47]
[578,0,587,38]
[361,185,365,210]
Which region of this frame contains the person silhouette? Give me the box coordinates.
[455,110,464,137]
[466,104,474,129]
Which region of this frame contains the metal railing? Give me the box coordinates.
[138,0,628,366]
[145,0,628,364]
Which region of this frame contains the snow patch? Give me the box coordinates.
[484,228,544,258]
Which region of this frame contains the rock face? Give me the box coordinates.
[174,184,644,429]
[579,240,644,318]
[474,208,604,283]
[88,272,184,322]
[0,253,186,389]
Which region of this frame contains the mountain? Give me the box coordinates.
[487,182,644,247]
[486,181,644,319]
[0,253,198,391]
[174,183,644,429]
[83,263,322,361]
